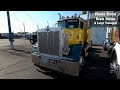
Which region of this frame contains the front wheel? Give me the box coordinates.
[79,55,85,71]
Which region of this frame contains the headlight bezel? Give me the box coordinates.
[62,47,70,55]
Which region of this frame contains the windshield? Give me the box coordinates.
[58,21,66,28]
[67,20,79,28]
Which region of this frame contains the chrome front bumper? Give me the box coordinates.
[31,53,80,76]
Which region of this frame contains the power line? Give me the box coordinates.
[13,12,23,32]
[23,11,39,25]
[13,12,30,53]
[0,24,20,29]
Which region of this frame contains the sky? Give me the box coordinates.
[0,11,87,33]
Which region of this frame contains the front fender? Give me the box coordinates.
[69,44,83,62]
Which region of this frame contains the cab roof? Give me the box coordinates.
[57,17,87,22]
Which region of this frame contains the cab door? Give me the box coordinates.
[79,21,84,44]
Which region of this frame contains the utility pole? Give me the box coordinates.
[37,24,39,30]
[23,23,25,33]
[47,21,49,26]
[23,23,26,38]
[87,11,90,21]
[87,11,90,29]
[7,11,14,49]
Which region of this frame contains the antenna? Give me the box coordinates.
[66,11,67,17]
[37,24,39,30]
[23,22,25,33]
[47,21,49,26]
[74,13,77,18]
[58,13,61,20]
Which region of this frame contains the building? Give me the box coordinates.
[90,11,119,45]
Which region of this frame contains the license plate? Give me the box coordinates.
[48,59,55,64]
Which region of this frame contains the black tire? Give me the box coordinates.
[88,41,92,51]
[90,41,92,49]
[79,55,85,70]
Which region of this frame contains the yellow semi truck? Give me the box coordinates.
[31,14,92,76]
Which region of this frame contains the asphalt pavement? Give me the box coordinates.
[0,39,113,79]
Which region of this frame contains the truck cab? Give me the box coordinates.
[57,16,92,54]
[31,14,92,76]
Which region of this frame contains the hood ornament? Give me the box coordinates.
[46,26,50,31]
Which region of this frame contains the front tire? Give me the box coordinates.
[79,56,85,71]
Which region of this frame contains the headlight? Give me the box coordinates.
[62,47,70,55]
[32,43,38,53]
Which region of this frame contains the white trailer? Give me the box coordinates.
[91,27,107,45]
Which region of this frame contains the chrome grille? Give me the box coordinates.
[38,31,60,56]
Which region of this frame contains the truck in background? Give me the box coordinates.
[109,15,120,79]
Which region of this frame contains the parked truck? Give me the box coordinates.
[109,27,120,79]
[109,15,120,79]
[31,14,92,76]
[103,27,117,54]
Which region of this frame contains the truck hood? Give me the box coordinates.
[37,27,63,32]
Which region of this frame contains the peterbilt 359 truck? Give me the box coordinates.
[31,14,92,76]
